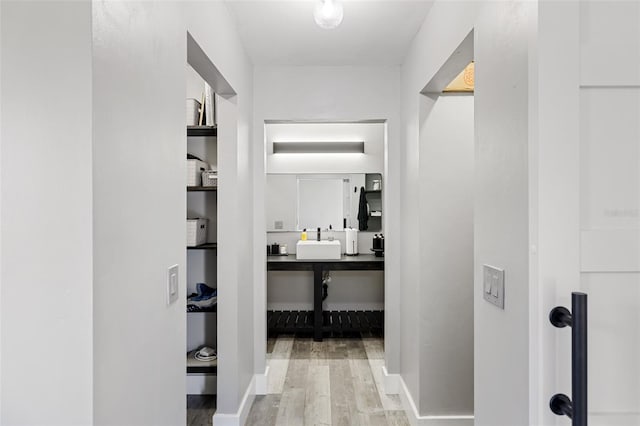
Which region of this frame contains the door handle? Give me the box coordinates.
[549,292,588,426]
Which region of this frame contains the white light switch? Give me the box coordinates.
[483,265,504,309]
[167,264,179,305]
[491,281,499,297]
[484,277,492,294]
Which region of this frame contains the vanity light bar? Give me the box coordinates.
[273,141,365,154]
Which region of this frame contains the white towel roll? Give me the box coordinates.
[345,228,358,255]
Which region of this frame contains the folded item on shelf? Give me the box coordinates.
[194,346,217,362]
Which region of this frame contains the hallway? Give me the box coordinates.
[246,335,408,426]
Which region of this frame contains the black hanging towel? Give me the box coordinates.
[357,186,369,231]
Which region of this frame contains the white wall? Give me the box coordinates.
[531,3,579,424]
[400,2,481,414]
[91,3,187,424]
[418,95,474,415]
[473,4,534,424]
[90,1,254,424]
[1,1,94,425]
[401,1,535,423]
[187,64,206,102]
[253,65,403,375]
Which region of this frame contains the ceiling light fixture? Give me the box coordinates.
[314,0,344,30]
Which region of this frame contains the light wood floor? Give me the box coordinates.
[187,394,216,426]
[187,335,408,426]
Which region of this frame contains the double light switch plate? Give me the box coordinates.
[483,264,504,309]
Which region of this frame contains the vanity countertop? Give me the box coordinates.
[267,253,383,270]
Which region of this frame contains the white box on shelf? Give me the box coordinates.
[187,159,209,187]
[187,218,208,247]
[186,98,201,126]
[201,171,218,187]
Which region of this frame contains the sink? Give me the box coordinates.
[296,240,342,260]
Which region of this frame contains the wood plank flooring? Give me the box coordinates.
[245,335,408,426]
[187,335,408,426]
[187,395,216,426]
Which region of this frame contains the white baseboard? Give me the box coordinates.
[254,366,270,395]
[398,376,474,426]
[381,366,400,394]
[212,375,256,426]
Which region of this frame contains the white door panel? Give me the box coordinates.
[581,230,640,272]
[578,90,640,420]
[578,28,640,421]
[580,1,640,86]
[582,273,640,424]
[578,3,640,424]
[579,88,640,230]
[538,1,640,425]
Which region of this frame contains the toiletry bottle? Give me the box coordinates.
[301,229,307,241]
[373,234,381,250]
[328,225,334,241]
[317,227,321,241]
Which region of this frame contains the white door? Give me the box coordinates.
[535,1,640,425]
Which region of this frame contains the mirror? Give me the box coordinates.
[297,177,346,231]
[266,173,382,232]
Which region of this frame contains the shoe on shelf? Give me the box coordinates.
[195,283,215,297]
[188,283,217,308]
[188,295,217,308]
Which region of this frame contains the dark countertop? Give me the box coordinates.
[267,253,384,271]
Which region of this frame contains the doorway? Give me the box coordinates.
[185,32,239,425]
[413,30,475,418]
[255,120,396,423]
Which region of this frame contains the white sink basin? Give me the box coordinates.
[296,240,342,260]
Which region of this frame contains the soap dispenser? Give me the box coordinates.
[301,228,307,241]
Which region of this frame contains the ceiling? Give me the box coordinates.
[225,1,434,66]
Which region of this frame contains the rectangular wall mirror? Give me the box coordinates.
[266,173,382,232]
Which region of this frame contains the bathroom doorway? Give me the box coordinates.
[264,121,386,331]
[253,121,396,422]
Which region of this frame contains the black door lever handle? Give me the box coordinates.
[550,393,573,419]
[550,306,572,328]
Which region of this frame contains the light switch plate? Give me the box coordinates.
[483,264,504,309]
[167,264,179,305]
